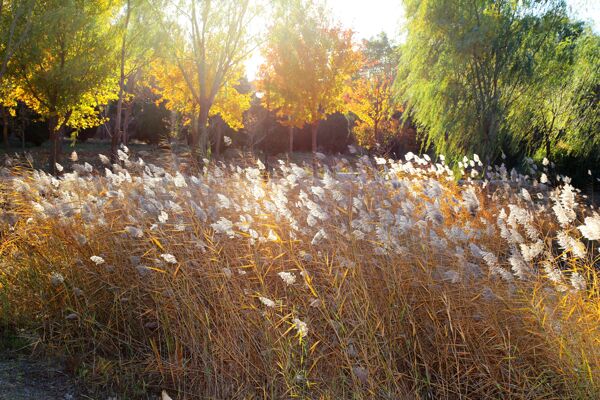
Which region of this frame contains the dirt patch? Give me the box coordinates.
[0,354,81,400]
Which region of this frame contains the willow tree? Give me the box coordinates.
[563,31,600,158]
[509,23,600,159]
[163,0,260,162]
[396,0,568,163]
[13,0,118,172]
[258,0,359,163]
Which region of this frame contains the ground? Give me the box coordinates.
[0,330,85,400]
[0,354,80,400]
[0,329,137,400]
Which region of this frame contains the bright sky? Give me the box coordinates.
[327,0,405,41]
[245,0,600,80]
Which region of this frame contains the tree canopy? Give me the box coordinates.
[161,0,260,161]
[346,33,400,148]
[10,0,118,170]
[396,0,572,163]
[509,22,600,160]
[0,0,597,178]
[258,0,359,159]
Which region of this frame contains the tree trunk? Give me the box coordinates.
[48,116,62,174]
[311,121,319,176]
[2,107,9,151]
[373,119,380,147]
[199,123,208,159]
[545,116,556,160]
[197,105,210,163]
[190,112,199,149]
[111,0,131,164]
[288,125,294,154]
[21,103,25,150]
[483,112,499,164]
[110,102,122,164]
[122,103,132,146]
[215,120,222,158]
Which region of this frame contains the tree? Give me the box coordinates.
[396,0,568,163]
[510,23,600,159]
[0,0,37,149]
[12,0,118,172]
[346,32,400,149]
[162,0,260,162]
[563,32,600,157]
[0,78,32,150]
[0,0,36,82]
[148,55,197,129]
[110,0,163,163]
[0,77,19,149]
[149,55,251,153]
[258,0,359,168]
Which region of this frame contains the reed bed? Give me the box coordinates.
[0,149,598,399]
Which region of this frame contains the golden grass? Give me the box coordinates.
[0,157,598,399]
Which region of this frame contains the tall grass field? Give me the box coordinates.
[1,149,599,399]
